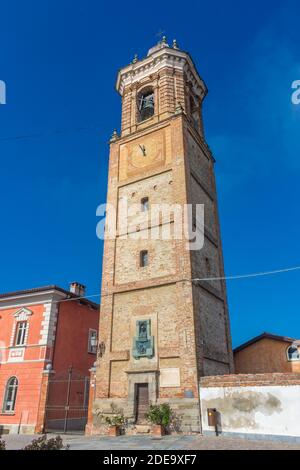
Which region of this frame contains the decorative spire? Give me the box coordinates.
[172,39,179,49]
[132,54,138,64]
[147,34,169,57]
[110,129,119,142]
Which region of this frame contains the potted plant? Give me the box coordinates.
[145,403,172,437]
[97,404,127,436]
[104,414,126,436]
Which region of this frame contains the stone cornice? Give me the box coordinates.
[0,289,66,310]
[116,46,207,98]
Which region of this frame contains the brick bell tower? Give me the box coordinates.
[89,37,233,434]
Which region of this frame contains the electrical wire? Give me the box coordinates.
[44,263,300,306]
[0,125,100,142]
[191,265,300,282]
[1,128,300,303]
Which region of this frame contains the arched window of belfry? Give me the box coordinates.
[137,88,154,122]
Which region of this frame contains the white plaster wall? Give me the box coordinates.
[200,385,300,438]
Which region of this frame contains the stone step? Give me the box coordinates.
[134,424,151,434]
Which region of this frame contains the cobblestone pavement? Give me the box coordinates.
[2,433,300,450]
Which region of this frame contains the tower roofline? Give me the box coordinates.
[116,44,208,99]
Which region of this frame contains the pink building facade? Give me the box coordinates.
[0,283,99,434]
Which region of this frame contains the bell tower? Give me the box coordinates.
[89,38,233,434]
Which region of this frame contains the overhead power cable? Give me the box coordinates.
[37,264,300,307]
[0,125,100,142]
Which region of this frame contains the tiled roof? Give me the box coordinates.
[0,285,99,309]
[234,332,297,353]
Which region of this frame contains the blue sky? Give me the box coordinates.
[0,0,299,347]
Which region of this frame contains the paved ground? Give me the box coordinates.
[2,433,300,450]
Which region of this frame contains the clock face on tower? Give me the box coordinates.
[119,129,166,180]
[129,138,161,168]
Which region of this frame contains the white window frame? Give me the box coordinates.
[3,376,18,413]
[286,344,300,362]
[14,321,28,346]
[88,329,98,354]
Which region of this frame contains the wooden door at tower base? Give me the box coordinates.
[135,383,149,424]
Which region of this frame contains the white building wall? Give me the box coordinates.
[200,384,300,440]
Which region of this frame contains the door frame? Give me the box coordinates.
[134,382,149,424]
[126,371,159,422]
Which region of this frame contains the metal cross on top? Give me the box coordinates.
[155,29,166,42]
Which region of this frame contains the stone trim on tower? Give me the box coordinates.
[116,41,207,137]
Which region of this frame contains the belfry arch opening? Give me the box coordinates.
[137,88,154,122]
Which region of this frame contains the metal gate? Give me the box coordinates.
[45,367,89,434]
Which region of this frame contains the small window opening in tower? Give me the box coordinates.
[141,197,149,212]
[140,250,149,268]
[138,89,154,121]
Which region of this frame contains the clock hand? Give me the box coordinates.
[139,144,146,156]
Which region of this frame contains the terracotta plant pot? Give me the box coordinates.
[151,424,165,437]
[108,425,121,436]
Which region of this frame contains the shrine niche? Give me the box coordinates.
[132,320,154,359]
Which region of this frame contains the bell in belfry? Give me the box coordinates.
[138,90,154,121]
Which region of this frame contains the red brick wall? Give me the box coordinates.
[0,304,46,361]
[200,372,300,388]
[0,298,99,432]
[0,362,44,428]
[0,303,48,430]
[234,338,300,374]
[52,300,99,376]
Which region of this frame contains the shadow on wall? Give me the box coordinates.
[203,390,282,431]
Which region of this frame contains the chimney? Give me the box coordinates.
[69,282,86,297]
